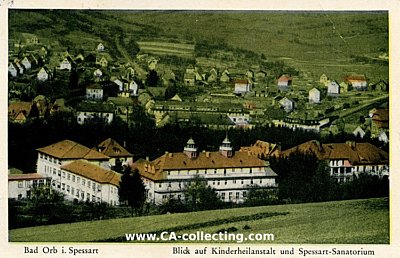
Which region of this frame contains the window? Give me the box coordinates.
[53,168,56,175]
[229,192,233,200]
[67,174,70,180]
[250,179,253,185]
[71,187,75,195]
[236,192,240,199]
[82,179,85,186]
[168,182,171,188]
[57,169,61,176]
[88,181,91,188]
[92,183,96,192]
[224,180,227,185]
[72,175,75,182]
[221,192,225,200]
[18,181,23,188]
[217,180,220,185]
[224,169,226,175]
[241,180,244,185]
[76,189,80,197]
[67,185,70,192]
[159,183,162,188]
[250,168,252,174]
[62,172,66,178]
[167,171,170,176]
[260,179,262,184]
[233,180,236,184]
[243,191,247,198]
[62,183,65,190]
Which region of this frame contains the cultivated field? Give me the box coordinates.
[9,198,389,244]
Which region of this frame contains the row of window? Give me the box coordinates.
[166,167,264,176]
[40,153,62,165]
[158,178,269,189]
[160,191,247,201]
[17,179,45,188]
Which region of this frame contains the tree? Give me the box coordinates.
[118,166,146,216]
[146,70,159,87]
[244,186,278,206]
[184,176,222,211]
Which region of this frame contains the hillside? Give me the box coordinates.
[8,10,388,81]
[9,198,389,243]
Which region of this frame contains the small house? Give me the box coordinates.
[353,126,366,138]
[327,80,340,96]
[309,88,320,104]
[234,79,252,94]
[8,63,18,77]
[279,97,295,112]
[37,67,50,81]
[86,84,104,101]
[207,68,218,83]
[345,75,368,91]
[97,43,105,52]
[59,57,72,71]
[277,75,292,91]
[320,74,329,85]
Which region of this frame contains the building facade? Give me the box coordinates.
[8,173,51,199]
[36,139,124,205]
[133,138,278,205]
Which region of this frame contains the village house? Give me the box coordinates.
[36,139,121,205]
[309,88,321,103]
[96,56,108,67]
[327,80,340,96]
[93,68,103,78]
[207,68,218,83]
[76,101,114,125]
[21,55,36,70]
[8,63,18,77]
[319,74,329,85]
[279,97,295,112]
[86,84,104,101]
[107,97,135,123]
[273,116,329,132]
[37,67,50,81]
[280,140,389,183]
[97,43,105,52]
[220,70,230,83]
[353,126,366,138]
[234,79,252,94]
[255,70,267,80]
[59,57,73,71]
[277,75,292,91]
[132,137,278,204]
[345,75,368,91]
[8,101,32,123]
[8,173,51,199]
[370,108,389,137]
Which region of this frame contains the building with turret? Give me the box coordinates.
[132,137,278,204]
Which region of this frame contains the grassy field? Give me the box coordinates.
[9,198,389,244]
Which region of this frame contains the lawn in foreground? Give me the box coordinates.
[9,198,389,244]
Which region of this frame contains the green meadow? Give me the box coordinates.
[9,198,389,244]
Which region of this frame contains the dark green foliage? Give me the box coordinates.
[340,174,389,200]
[146,70,160,87]
[184,176,223,211]
[244,187,279,207]
[118,166,146,216]
[270,152,339,203]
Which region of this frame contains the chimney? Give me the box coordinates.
[146,156,149,161]
[206,152,210,158]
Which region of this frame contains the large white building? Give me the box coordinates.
[133,137,278,204]
[36,139,125,205]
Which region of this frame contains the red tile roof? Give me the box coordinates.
[37,140,110,160]
[281,140,388,166]
[133,151,275,181]
[61,160,121,186]
[93,138,133,158]
[240,140,281,158]
[278,75,292,82]
[8,173,46,181]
